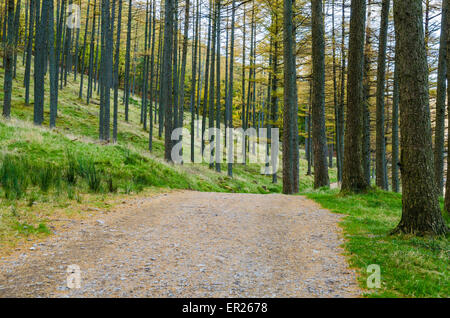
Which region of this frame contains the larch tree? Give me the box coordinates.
[361,0,372,186]
[124,0,133,122]
[391,50,400,193]
[48,0,58,128]
[444,0,450,213]
[162,0,175,162]
[24,0,35,105]
[311,0,330,189]
[341,0,369,193]
[2,0,15,119]
[337,0,346,184]
[375,0,390,190]
[392,0,448,235]
[79,0,92,99]
[226,0,236,178]
[113,0,124,143]
[434,0,448,196]
[282,0,299,194]
[34,0,49,126]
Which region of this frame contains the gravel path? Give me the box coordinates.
[0,191,360,297]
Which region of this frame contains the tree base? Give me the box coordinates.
[391,220,449,236]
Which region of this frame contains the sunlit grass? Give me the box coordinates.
[304,188,450,298]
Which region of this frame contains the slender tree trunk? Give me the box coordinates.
[12,0,21,80]
[24,0,35,105]
[331,0,341,182]
[162,0,175,161]
[49,0,58,128]
[311,0,330,188]
[141,0,150,129]
[341,0,369,193]
[124,0,132,121]
[391,49,399,193]
[112,0,123,141]
[208,0,217,169]
[362,0,371,186]
[375,0,390,190]
[79,0,91,99]
[215,0,221,172]
[434,0,447,196]
[2,0,15,119]
[87,0,97,105]
[34,0,48,126]
[270,6,280,184]
[225,0,236,177]
[73,0,81,81]
[100,0,112,141]
[337,0,346,183]
[148,0,156,150]
[444,0,450,212]
[201,2,212,153]
[282,0,299,194]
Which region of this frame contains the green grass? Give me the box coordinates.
[303,188,450,298]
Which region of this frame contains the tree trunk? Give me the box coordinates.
[79,0,91,99]
[24,0,35,105]
[375,0,390,190]
[162,0,174,161]
[434,0,447,196]
[2,0,15,119]
[341,0,369,193]
[148,0,156,149]
[49,0,58,128]
[124,0,132,121]
[362,0,371,186]
[226,0,236,177]
[311,0,330,189]
[34,0,48,126]
[391,51,400,193]
[282,0,299,194]
[393,0,448,236]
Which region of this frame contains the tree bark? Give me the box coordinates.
[163,0,175,161]
[393,0,448,235]
[2,0,15,119]
[282,0,299,194]
[311,0,330,189]
[341,0,369,193]
[434,0,447,196]
[375,0,390,190]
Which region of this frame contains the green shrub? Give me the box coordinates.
[86,161,101,192]
[0,155,29,199]
[14,222,51,236]
[38,165,55,193]
[107,175,118,193]
[67,185,75,200]
[64,150,77,184]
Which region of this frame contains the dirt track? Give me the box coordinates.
[0,191,360,297]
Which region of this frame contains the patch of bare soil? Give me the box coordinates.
[0,191,360,297]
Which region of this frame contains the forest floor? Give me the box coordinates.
[0,191,360,298]
[1,56,448,298]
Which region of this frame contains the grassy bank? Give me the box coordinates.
[304,188,450,298]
